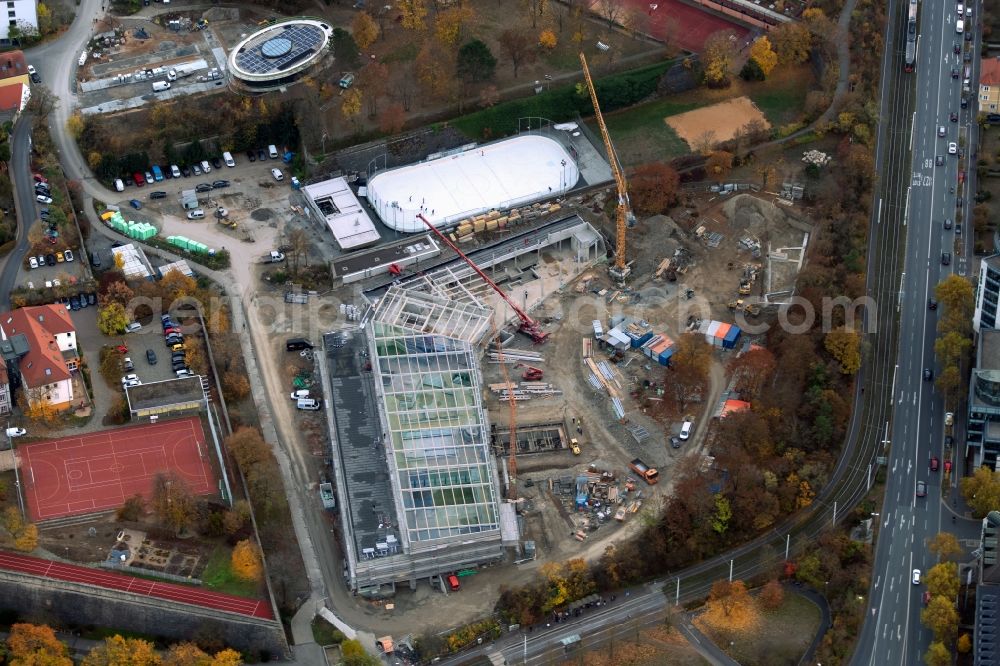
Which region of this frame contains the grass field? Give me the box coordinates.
[596,66,815,165]
[700,592,821,666]
[201,546,260,598]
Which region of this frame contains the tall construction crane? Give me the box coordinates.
[579,52,635,282]
[415,213,548,343]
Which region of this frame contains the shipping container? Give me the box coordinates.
[723,325,742,349]
[658,347,675,366]
[706,321,721,343]
[593,320,604,337]
[714,323,732,347]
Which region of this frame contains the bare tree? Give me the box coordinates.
[599,0,626,28]
[286,228,310,276]
[499,29,537,78]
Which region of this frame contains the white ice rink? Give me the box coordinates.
[366,135,580,233]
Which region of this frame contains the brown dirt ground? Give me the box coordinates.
[666,97,771,148]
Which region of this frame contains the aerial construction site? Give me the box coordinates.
[308,53,813,605]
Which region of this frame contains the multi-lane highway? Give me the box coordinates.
[853,0,982,662]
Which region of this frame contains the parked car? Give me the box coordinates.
[192,164,202,176]
[69,295,80,310]
[187,209,205,220]
[210,157,223,169]
[146,349,157,365]
[45,254,55,266]
[181,165,191,177]
[912,569,921,584]
[36,194,53,204]
[77,292,88,308]
[124,322,142,333]
[271,168,283,181]
[28,256,37,269]
[195,183,213,193]
[87,292,97,306]
[144,171,154,184]
[133,172,145,186]
[129,199,143,209]
[149,191,167,200]
[55,251,64,262]
[257,148,266,160]
[91,251,101,267]
[163,327,181,335]
[124,357,134,372]
[121,374,141,388]
[200,160,212,173]
[64,249,74,262]
[6,427,26,437]
[246,150,256,162]
[212,180,229,189]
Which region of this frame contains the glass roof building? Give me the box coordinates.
[370,288,500,550]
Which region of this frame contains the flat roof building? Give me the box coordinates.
[302,177,381,251]
[228,19,333,90]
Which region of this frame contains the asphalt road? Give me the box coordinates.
[852,0,984,663]
[1,114,37,310]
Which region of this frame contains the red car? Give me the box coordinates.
[930,456,939,471]
[33,173,47,184]
[133,172,145,187]
[944,460,953,473]
[923,590,931,605]
[163,327,181,335]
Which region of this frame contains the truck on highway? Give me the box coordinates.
[629,458,659,485]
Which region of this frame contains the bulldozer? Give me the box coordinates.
[727,299,761,316]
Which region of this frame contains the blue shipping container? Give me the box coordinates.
[658,347,675,366]
[723,326,741,349]
[630,331,654,349]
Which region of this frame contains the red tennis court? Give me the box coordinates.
[614,0,750,52]
[19,417,215,521]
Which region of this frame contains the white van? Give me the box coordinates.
[170,164,181,178]
[679,420,693,440]
[152,81,171,92]
[186,208,205,220]
[956,18,964,33]
[296,398,321,411]
[200,159,211,173]
[114,178,124,192]
[268,144,279,159]
[223,151,235,167]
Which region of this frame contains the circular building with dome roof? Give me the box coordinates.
[228,19,333,90]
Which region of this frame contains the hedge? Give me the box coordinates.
[452,60,675,140]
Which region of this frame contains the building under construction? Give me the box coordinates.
[322,214,605,593]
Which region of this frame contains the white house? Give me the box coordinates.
[0,1,38,41]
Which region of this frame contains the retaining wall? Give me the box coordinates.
[0,569,287,658]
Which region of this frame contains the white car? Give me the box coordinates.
[291,389,310,400]
[679,420,693,440]
[124,322,142,333]
[187,208,205,220]
[948,142,958,155]
[64,249,74,262]
[121,374,141,387]
[36,194,52,204]
[28,256,38,269]
[912,569,921,585]
[26,65,35,75]
[200,160,212,173]
[938,125,946,137]
[271,168,284,181]
[6,427,26,437]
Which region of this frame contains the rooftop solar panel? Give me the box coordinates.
[233,23,325,76]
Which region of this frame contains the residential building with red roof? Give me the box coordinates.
[0,305,79,412]
[0,50,27,86]
[0,81,28,123]
[980,57,1000,113]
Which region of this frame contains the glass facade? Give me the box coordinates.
[370,318,500,545]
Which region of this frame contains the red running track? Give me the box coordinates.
[610,0,750,52]
[0,551,273,620]
[19,417,215,521]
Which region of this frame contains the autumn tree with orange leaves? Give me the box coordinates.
[700,580,761,633]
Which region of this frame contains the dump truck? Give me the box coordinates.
[629,458,659,484]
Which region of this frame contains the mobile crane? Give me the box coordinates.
[579,52,635,282]
[415,213,548,343]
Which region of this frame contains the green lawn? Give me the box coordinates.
[311,617,346,646]
[381,42,418,64]
[201,546,260,597]
[749,79,811,126]
[594,99,702,164]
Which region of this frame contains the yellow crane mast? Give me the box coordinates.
[579,52,635,282]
